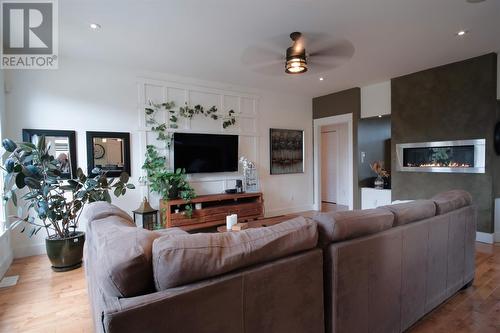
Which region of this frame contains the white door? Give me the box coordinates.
[321,130,339,203]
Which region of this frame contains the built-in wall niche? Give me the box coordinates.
[358,116,391,188]
[137,78,260,200]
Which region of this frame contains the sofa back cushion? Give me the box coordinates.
[152,216,318,290]
[84,202,189,298]
[381,200,436,226]
[432,190,472,215]
[313,208,394,246]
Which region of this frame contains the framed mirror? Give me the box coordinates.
[22,129,77,179]
[86,131,131,177]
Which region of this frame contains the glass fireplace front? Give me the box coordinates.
[396,139,485,174]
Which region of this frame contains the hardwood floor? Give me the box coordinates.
[0,256,92,333]
[0,243,498,333]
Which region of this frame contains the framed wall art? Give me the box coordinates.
[270,128,304,174]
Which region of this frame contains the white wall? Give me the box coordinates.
[0,68,14,277]
[4,57,313,258]
[361,81,391,118]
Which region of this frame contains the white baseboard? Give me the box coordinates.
[0,251,13,280]
[265,204,315,218]
[13,242,46,259]
[476,232,494,244]
[495,232,500,243]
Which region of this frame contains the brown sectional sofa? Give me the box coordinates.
[315,190,476,333]
[84,190,476,333]
[84,206,324,333]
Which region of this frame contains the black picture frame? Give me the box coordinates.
[269,128,304,175]
[86,131,131,177]
[22,129,77,179]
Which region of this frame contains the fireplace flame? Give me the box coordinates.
[407,162,471,168]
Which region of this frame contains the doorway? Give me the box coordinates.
[320,123,349,211]
[313,114,354,211]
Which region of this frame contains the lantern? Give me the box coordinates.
[133,197,159,230]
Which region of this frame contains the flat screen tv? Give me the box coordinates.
[173,133,238,173]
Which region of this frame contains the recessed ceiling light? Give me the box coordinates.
[378,115,382,118]
[319,77,324,81]
[457,30,468,36]
[89,23,101,30]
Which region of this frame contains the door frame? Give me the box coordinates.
[313,113,354,210]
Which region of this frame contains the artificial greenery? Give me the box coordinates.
[145,101,237,149]
[142,145,196,217]
[2,137,135,239]
[143,99,235,218]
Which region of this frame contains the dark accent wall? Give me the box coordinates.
[495,100,500,198]
[391,53,498,233]
[313,88,361,208]
[358,116,391,188]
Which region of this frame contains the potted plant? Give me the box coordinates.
[2,137,135,271]
[142,145,195,219]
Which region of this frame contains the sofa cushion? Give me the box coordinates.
[432,190,472,215]
[381,200,436,226]
[313,208,394,246]
[84,203,189,297]
[90,218,161,298]
[152,216,318,290]
[82,201,134,225]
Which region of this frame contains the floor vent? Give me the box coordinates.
[0,275,19,288]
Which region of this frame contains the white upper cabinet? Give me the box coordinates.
[360,81,391,118]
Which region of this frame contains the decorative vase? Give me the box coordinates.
[45,231,85,272]
[374,175,384,189]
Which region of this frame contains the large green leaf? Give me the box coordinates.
[36,135,46,153]
[10,190,17,206]
[119,172,129,183]
[15,173,26,189]
[2,139,17,152]
[24,177,41,189]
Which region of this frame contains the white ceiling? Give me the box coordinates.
[60,0,500,97]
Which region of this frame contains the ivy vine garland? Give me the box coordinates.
[145,101,236,149]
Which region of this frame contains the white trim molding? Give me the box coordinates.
[476,232,494,244]
[13,242,46,259]
[265,204,315,218]
[313,113,354,211]
[0,232,13,279]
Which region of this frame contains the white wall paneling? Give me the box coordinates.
[138,78,260,200]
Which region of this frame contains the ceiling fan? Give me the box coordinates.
[242,32,355,76]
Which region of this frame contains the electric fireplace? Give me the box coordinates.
[396,139,485,173]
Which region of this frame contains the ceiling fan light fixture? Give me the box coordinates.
[285,48,307,74]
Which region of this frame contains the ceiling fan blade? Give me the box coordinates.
[251,62,286,76]
[306,62,335,74]
[241,46,284,66]
[308,39,355,59]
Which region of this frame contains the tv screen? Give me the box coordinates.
[173,133,239,173]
